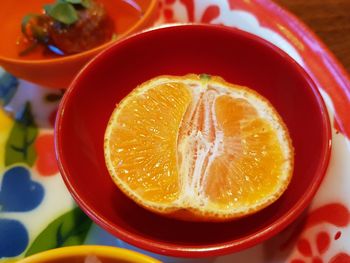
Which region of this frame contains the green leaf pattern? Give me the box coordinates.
[25,207,92,256]
[5,102,38,167]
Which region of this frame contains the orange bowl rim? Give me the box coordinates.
[17,245,161,263]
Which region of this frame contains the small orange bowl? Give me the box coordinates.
[0,0,158,88]
[17,245,161,263]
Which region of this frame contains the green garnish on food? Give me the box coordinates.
[43,0,91,25]
[45,2,78,25]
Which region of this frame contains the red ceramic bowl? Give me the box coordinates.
[55,24,331,257]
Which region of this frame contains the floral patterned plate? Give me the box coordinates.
[1,1,350,262]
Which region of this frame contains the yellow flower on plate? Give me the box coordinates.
[0,108,13,169]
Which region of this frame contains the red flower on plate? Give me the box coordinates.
[162,0,221,23]
[330,253,350,263]
[287,203,350,263]
[34,133,59,176]
[290,232,330,263]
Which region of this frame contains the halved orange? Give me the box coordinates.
[104,74,294,222]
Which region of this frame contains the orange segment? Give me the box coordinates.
[206,96,287,210]
[215,96,258,137]
[104,74,294,221]
[105,81,192,204]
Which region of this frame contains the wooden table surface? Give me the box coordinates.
[275,0,350,73]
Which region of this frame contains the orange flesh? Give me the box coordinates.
[205,96,285,209]
[105,75,292,219]
[108,82,192,204]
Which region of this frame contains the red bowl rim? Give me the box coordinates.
[55,24,332,258]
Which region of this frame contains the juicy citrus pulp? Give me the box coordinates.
[104,74,293,221]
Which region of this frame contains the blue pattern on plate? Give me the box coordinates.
[0,166,44,212]
[0,218,29,258]
[0,72,18,106]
